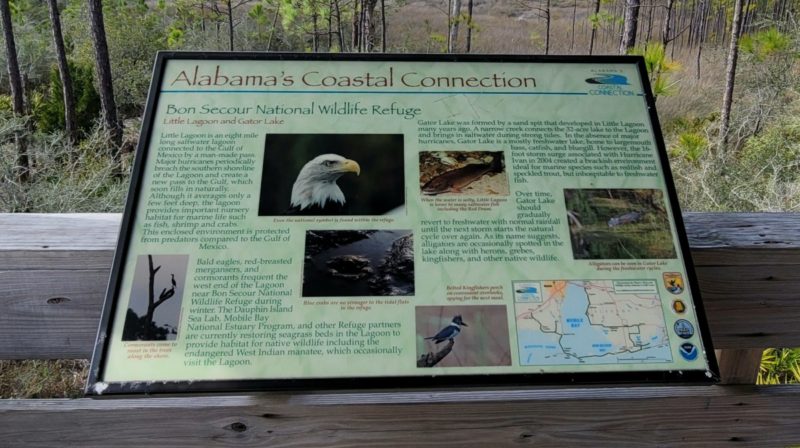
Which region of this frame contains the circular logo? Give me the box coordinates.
[672,299,686,314]
[674,319,695,339]
[679,342,698,361]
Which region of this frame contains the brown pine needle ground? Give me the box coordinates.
[0,360,89,399]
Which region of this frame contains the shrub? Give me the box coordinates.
[33,62,101,137]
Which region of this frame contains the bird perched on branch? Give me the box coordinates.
[287,154,361,215]
[425,315,468,344]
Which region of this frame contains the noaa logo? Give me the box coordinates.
[679,342,699,361]
[585,74,629,85]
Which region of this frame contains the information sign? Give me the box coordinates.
[88,53,719,394]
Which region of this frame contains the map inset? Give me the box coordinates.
[514,280,672,365]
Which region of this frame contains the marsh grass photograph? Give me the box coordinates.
[565,189,677,260]
[258,134,405,216]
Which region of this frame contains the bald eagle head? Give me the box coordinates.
[290,154,361,211]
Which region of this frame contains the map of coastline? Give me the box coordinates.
[514,280,671,365]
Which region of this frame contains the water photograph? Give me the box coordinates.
[302,230,414,297]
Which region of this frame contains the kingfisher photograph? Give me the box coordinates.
[258,134,405,216]
[415,305,511,368]
[419,151,508,196]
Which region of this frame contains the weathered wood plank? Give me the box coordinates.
[0,212,798,359]
[0,213,118,270]
[717,349,764,384]
[1,385,799,447]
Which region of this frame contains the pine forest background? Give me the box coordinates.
[0,0,798,396]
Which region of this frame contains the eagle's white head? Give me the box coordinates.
[290,154,361,210]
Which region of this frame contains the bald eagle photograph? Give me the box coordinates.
[258,134,405,216]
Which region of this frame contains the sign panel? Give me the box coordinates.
[88,53,718,394]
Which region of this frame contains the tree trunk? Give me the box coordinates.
[226,0,234,50]
[87,0,122,149]
[334,0,345,51]
[267,2,280,51]
[466,0,474,52]
[588,0,600,55]
[719,0,744,148]
[312,10,318,52]
[448,0,462,52]
[47,0,77,144]
[201,2,206,33]
[544,0,551,54]
[380,0,386,52]
[145,255,158,340]
[620,0,640,53]
[672,0,683,56]
[1,0,30,181]
[570,0,577,52]
[363,0,378,52]
[695,0,708,80]
[327,0,333,51]
[662,0,674,47]
[351,0,360,51]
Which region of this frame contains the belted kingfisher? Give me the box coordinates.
[425,315,468,344]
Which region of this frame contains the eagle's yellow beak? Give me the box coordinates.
[342,159,361,176]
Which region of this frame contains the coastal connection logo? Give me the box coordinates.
[585,74,629,85]
[585,73,636,96]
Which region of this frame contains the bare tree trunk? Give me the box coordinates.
[0,0,29,181]
[672,0,683,57]
[448,0,462,52]
[360,0,368,51]
[620,0,640,53]
[588,0,600,54]
[741,0,752,34]
[145,255,158,340]
[87,0,122,149]
[687,0,696,47]
[47,0,77,144]
[201,2,206,33]
[334,0,345,51]
[570,0,577,52]
[645,1,654,41]
[328,0,333,51]
[544,0,551,54]
[312,10,319,52]
[363,0,378,51]
[662,0,674,47]
[466,0,474,52]
[695,0,708,79]
[380,0,386,52]
[352,0,360,51]
[226,0,234,50]
[719,0,744,148]
[267,2,280,51]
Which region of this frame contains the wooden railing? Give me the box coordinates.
[1,212,799,446]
